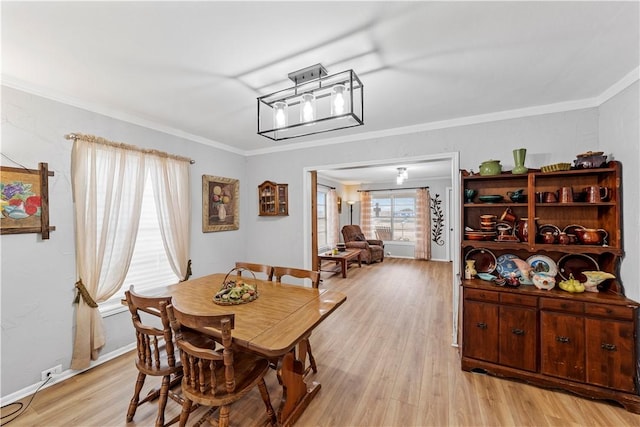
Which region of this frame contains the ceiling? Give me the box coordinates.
[2,1,639,182]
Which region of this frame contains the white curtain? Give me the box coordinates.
[149,156,192,280]
[360,191,373,239]
[70,138,146,369]
[327,189,339,247]
[415,188,432,260]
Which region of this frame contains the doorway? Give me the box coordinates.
[303,152,461,347]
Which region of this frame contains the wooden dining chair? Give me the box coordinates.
[124,286,184,427]
[163,302,277,427]
[272,266,321,376]
[234,261,274,281]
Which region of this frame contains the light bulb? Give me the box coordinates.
[300,93,316,123]
[331,84,347,116]
[273,101,287,129]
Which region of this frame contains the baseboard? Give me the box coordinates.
[0,342,136,405]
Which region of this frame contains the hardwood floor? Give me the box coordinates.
[4,258,640,426]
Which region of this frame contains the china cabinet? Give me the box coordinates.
[460,161,640,413]
[258,181,288,216]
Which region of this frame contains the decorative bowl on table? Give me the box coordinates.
[213,268,259,305]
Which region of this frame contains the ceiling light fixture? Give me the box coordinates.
[397,167,408,185]
[257,64,363,141]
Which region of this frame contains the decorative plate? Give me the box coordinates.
[477,272,498,282]
[557,253,599,282]
[478,195,504,203]
[526,255,558,277]
[538,224,561,236]
[496,254,521,278]
[465,248,497,274]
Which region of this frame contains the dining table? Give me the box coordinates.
[141,272,347,427]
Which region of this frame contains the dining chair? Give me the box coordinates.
[234,261,274,281]
[272,266,321,376]
[163,302,277,427]
[124,286,184,427]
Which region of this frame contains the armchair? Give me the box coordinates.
[341,225,384,264]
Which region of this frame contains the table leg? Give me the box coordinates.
[341,258,347,278]
[276,351,321,427]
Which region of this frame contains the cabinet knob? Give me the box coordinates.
[476,322,488,330]
[511,328,525,336]
[601,343,617,352]
[556,336,570,344]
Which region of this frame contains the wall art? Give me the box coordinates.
[1,162,55,239]
[202,174,239,232]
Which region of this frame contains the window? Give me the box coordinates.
[371,193,416,241]
[100,174,179,315]
[317,189,328,249]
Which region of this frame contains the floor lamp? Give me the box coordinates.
[347,200,356,224]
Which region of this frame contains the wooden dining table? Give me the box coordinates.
[146,273,347,426]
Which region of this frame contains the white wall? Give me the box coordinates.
[599,81,640,302]
[2,84,639,400]
[1,86,249,396]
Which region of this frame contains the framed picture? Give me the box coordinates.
[202,174,239,232]
[1,162,55,239]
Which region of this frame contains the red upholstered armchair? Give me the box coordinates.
[341,225,384,264]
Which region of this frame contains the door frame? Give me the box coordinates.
[303,152,461,347]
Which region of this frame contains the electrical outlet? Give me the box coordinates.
[41,364,62,381]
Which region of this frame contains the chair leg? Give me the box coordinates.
[155,375,171,427]
[218,405,230,427]
[178,399,192,427]
[127,371,146,422]
[257,378,277,426]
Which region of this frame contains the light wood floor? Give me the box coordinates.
[4,258,640,426]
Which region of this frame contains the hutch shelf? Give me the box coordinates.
[258,181,288,216]
[460,161,640,413]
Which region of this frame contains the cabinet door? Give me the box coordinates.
[540,311,585,381]
[463,300,499,363]
[499,306,537,372]
[585,318,636,392]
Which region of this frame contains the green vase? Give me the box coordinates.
[479,160,502,176]
[512,148,528,174]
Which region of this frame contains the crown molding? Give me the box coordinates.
[4,67,638,158]
[1,76,246,156]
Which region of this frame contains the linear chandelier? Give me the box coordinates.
[257,64,364,141]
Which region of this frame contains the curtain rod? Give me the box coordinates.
[317,183,336,190]
[357,186,429,192]
[65,132,195,164]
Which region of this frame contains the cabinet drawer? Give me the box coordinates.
[540,298,584,314]
[500,293,538,307]
[465,288,500,303]
[585,304,635,320]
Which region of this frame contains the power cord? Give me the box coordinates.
[1,375,52,425]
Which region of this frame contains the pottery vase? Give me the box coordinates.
[581,271,615,292]
[465,260,477,280]
[479,160,502,176]
[512,148,528,174]
[218,204,227,221]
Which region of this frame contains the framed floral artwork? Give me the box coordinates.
[202,174,239,232]
[1,162,55,239]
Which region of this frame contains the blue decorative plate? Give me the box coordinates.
[496,254,521,278]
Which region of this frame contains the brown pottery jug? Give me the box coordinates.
[574,227,608,245]
[584,186,610,203]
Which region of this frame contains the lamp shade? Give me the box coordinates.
[258,66,363,141]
